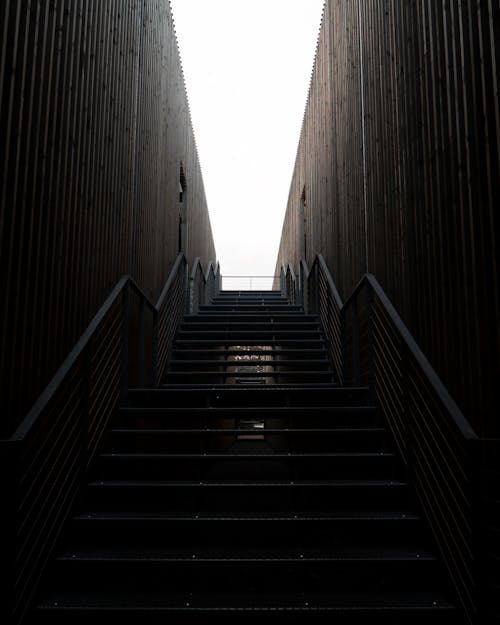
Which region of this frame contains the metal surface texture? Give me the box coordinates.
[0,0,216,435]
[275,0,500,437]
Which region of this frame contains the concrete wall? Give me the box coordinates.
[0,0,215,434]
[276,0,500,436]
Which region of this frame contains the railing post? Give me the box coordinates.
[341,306,347,385]
[152,311,158,387]
[399,338,411,464]
[189,274,194,314]
[470,438,487,623]
[366,285,374,396]
[304,265,309,314]
[352,295,360,386]
[0,440,20,623]
[82,340,92,466]
[315,262,320,313]
[121,282,130,402]
[138,297,146,387]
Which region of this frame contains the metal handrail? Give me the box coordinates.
[363,273,476,440]
[221,275,280,278]
[280,255,480,623]
[221,275,279,291]
[156,252,186,309]
[1,253,213,624]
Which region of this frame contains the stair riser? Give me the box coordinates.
[183,315,319,322]
[48,559,440,593]
[68,518,427,549]
[83,484,410,512]
[174,341,327,350]
[31,607,460,625]
[163,373,335,384]
[198,306,303,312]
[180,323,321,330]
[172,350,328,357]
[125,387,373,408]
[169,361,331,369]
[176,331,324,339]
[94,455,399,481]
[107,431,389,453]
[116,411,381,430]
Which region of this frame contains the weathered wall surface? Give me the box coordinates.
[0,0,215,434]
[276,0,499,436]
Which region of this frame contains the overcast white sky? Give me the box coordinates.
[170,0,324,288]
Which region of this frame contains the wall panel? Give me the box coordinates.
[0,0,215,435]
[276,0,500,436]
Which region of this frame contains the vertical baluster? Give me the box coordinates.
[121,282,130,402]
[138,297,145,387]
[352,295,360,386]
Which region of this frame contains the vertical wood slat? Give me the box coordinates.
[0,1,216,435]
[275,0,500,437]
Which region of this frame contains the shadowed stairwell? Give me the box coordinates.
[27,285,464,623]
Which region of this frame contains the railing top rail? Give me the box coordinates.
[363,273,478,441]
[189,257,204,282]
[221,275,280,278]
[129,280,157,313]
[7,253,212,443]
[281,255,478,442]
[156,253,186,309]
[204,261,215,281]
[300,259,310,278]
[313,254,343,309]
[286,264,296,282]
[7,275,142,443]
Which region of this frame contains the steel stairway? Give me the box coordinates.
[29,290,463,623]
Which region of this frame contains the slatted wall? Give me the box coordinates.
[0,0,216,435]
[276,0,500,437]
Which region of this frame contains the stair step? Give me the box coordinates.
[46,546,440,594]
[184,314,318,322]
[95,451,399,481]
[34,589,458,620]
[169,359,331,367]
[107,427,389,453]
[125,386,373,408]
[174,339,326,347]
[68,510,427,550]
[83,479,410,512]
[164,370,334,378]
[57,545,434,562]
[198,306,303,312]
[180,321,321,328]
[177,329,322,336]
[172,348,328,357]
[117,406,381,429]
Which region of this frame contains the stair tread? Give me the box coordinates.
[165,371,334,377]
[100,452,396,458]
[56,546,435,562]
[74,510,420,521]
[169,359,330,365]
[120,405,376,413]
[88,478,406,487]
[181,321,321,326]
[37,589,455,610]
[172,349,327,355]
[110,427,385,434]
